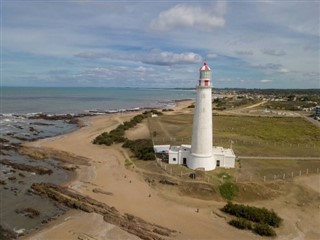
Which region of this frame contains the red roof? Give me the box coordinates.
[200,62,211,71]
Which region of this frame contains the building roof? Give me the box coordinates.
[212,146,235,157]
[200,62,211,71]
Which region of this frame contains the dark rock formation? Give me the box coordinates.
[15,208,40,219]
[159,179,178,186]
[0,159,53,175]
[92,188,113,196]
[30,183,176,240]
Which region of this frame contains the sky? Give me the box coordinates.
[1,0,320,89]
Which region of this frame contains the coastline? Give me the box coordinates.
[20,99,255,240]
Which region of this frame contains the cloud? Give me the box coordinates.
[235,50,254,55]
[142,50,202,66]
[74,49,202,66]
[150,3,226,32]
[261,48,286,56]
[252,63,290,73]
[206,53,218,59]
[260,79,273,83]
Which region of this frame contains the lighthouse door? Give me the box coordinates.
[183,158,187,165]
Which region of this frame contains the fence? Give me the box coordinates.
[155,159,320,185]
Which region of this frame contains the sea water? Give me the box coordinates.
[1,87,196,114]
[0,87,195,236]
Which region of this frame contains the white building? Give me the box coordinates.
[154,63,236,171]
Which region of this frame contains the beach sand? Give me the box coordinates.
[22,100,320,239]
[22,101,255,240]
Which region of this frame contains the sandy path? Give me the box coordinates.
[24,109,255,240]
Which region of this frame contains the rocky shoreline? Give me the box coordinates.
[30,182,177,240]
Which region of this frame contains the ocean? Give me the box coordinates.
[0,87,195,237]
[1,87,196,114]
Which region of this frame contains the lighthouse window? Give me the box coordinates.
[173,158,176,161]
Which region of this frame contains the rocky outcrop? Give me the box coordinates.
[30,183,176,240]
[18,146,90,166]
[0,159,53,175]
[92,188,113,196]
[159,179,178,186]
[15,208,40,219]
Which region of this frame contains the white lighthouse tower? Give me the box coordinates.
[154,62,236,171]
[187,63,216,171]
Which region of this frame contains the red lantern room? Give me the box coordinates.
[198,62,212,87]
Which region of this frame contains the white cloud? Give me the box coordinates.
[141,50,203,66]
[277,67,289,73]
[260,79,273,83]
[261,48,286,56]
[150,3,226,32]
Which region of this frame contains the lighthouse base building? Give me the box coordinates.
[154,63,235,171]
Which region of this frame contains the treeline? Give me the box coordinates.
[222,202,282,237]
[93,110,162,160]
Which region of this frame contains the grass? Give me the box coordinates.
[219,182,239,200]
[150,114,320,157]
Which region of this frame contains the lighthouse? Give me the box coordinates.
[154,62,236,171]
[187,63,216,171]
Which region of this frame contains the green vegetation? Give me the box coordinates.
[213,97,259,110]
[93,110,162,146]
[150,114,320,157]
[217,172,233,181]
[228,218,252,230]
[264,100,317,111]
[224,202,280,237]
[122,139,155,160]
[219,182,238,200]
[93,110,161,161]
[222,202,282,227]
[253,223,276,237]
[124,159,133,167]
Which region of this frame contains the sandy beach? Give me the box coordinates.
[20,101,253,240]
[21,100,320,240]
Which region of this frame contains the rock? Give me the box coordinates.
[0,180,7,185]
[0,159,53,175]
[159,179,178,186]
[15,207,40,219]
[92,188,113,196]
[30,183,176,240]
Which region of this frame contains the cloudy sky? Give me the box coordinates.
[2,0,319,88]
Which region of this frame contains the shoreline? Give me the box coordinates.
[20,99,255,240]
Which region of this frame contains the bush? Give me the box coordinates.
[93,110,160,146]
[253,223,276,237]
[228,218,252,230]
[123,139,155,160]
[219,182,238,200]
[222,202,282,227]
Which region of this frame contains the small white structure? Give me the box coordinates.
[154,63,236,171]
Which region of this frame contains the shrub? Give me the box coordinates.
[253,223,276,237]
[222,202,282,227]
[228,218,252,230]
[123,139,155,161]
[93,110,159,146]
[219,182,238,200]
